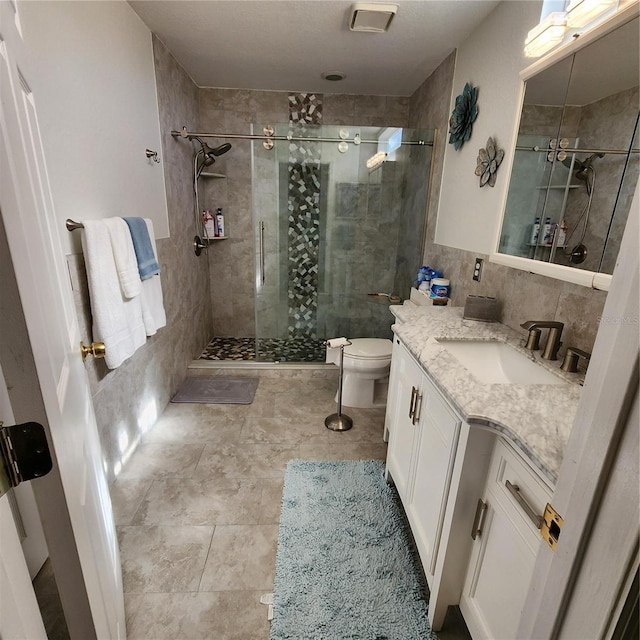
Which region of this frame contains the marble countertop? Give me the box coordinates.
[390,301,584,484]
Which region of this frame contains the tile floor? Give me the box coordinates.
[109,371,471,640]
[110,373,389,639]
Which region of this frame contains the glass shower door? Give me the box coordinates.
[251,123,434,363]
[252,123,309,361]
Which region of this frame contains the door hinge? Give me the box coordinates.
[540,502,563,551]
[0,421,52,499]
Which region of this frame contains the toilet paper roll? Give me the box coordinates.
[326,337,350,349]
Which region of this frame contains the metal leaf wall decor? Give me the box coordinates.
[475,137,504,188]
[448,82,479,151]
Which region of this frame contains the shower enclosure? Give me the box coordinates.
[250,123,434,363]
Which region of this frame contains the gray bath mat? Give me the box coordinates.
[171,376,259,404]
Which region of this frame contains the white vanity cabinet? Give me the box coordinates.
[385,332,556,637]
[385,338,462,584]
[459,437,553,640]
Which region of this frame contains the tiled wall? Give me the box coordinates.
[561,86,639,274]
[68,37,213,483]
[410,53,608,356]
[198,89,410,338]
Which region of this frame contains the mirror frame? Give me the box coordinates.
[490,3,639,292]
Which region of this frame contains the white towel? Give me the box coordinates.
[139,218,166,335]
[104,218,141,299]
[81,220,146,369]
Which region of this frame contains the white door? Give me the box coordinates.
[0,362,47,640]
[0,2,125,638]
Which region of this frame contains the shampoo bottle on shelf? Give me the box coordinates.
[203,210,216,237]
[530,217,540,245]
[215,207,225,237]
[557,219,568,247]
[542,216,553,245]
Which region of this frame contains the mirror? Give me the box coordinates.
[496,15,639,287]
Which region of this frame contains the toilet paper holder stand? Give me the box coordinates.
[324,338,353,432]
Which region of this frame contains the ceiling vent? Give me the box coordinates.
[349,3,398,32]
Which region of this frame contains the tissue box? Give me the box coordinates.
[463,295,498,322]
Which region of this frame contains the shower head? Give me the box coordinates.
[562,152,604,180]
[194,138,232,178]
[574,152,604,180]
[210,142,232,156]
[194,137,232,166]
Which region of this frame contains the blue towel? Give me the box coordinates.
[122,217,160,280]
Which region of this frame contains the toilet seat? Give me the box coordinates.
[344,338,393,360]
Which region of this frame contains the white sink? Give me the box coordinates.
[437,340,564,385]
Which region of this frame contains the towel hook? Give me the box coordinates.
[145,149,160,163]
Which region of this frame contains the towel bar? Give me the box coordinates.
[66,219,84,231]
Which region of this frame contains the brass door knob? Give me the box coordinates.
[80,341,106,361]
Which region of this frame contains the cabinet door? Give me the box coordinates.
[385,341,423,501]
[408,375,461,579]
[460,439,552,640]
[461,500,539,640]
[383,337,403,442]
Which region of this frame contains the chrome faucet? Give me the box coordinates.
[520,321,564,360]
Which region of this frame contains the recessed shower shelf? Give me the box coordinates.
[205,236,228,241]
[200,172,226,179]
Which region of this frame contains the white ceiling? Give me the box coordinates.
[128,0,501,96]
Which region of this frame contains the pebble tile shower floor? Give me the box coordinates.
[200,336,327,362]
[109,373,388,639]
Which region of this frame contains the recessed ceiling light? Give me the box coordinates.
[349,3,398,32]
[322,72,346,82]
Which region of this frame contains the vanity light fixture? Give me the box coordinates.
[524,11,568,57]
[565,0,618,27]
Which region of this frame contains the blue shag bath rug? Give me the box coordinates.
[271,459,437,640]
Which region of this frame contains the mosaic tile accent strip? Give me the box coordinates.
[287,160,321,338]
[287,93,323,340]
[200,336,326,363]
[288,93,323,125]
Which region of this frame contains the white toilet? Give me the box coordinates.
[326,338,393,409]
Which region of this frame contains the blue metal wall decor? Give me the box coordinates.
[448,82,479,151]
[475,137,504,188]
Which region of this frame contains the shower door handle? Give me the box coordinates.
[259,221,265,285]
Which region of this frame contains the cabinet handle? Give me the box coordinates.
[409,386,417,419]
[505,480,543,529]
[412,392,423,425]
[471,498,488,540]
